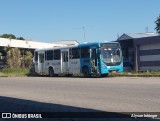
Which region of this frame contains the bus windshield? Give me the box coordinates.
[100,43,121,65]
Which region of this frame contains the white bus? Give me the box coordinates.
[34,42,123,77]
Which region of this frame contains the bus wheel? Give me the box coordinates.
[66,74,73,77]
[83,67,91,78]
[49,68,54,77]
[101,73,108,78]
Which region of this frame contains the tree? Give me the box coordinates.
[0,34,25,40]
[21,50,33,68]
[21,50,25,68]
[155,15,160,33]
[24,50,33,68]
[1,34,16,39]
[17,37,25,40]
[6,48,21,68]
[5,48,33,68]
[0,52,2,60]
[3,45,10,52]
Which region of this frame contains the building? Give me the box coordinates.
[117,33,160,71]
[0,38,79,52]
[0,38,66,49]
[52,40,79,46]
[0,38,79,67]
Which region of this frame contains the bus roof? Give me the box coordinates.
[35,45,78,51]
[35,42,119,51]
[79,42,119,47]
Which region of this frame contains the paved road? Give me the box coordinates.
[0,77,160,112]
[0,77,160,120]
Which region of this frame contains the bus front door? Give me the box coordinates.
[61,51,69,73]
[91,48,98,73]
[38,52,45,74]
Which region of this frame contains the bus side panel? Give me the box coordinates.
[52,60,61,74]
[117,61,123,72]
[43,60,62,75]
[69,59,80,74]
[44,60,52,75]
[100,60,109,74]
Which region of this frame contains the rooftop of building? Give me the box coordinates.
[117,32,160,41]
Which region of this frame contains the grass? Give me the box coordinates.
[0,67,30,77]
[109,71,160,77]
[0,67,160,77]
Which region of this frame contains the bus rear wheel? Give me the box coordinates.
[49,68,54,77]
[66,74,73,77]
[83,67,91,78]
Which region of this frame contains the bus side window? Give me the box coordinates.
[81,47,90,58]
[72,48,80,59]
[35,52,38,61]
[54,49,60,60]
[47,50,53,60]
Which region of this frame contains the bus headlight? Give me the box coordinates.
[107,66,110,69]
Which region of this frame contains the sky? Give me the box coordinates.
[0,0,160,43]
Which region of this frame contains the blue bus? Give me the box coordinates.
[34,42,123,77]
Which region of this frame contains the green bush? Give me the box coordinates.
[0,67,29,77]
[109,71,160,77]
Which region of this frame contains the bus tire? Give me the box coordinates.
[101,73,108,78]
[66,74,73,77]
[49,68,54,77]
[82,67,91,78]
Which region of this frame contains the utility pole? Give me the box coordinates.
[82,27,87,43]
[145,26,148,33]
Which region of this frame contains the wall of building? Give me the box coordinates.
[139,43,160,71]
[118,39,134,71]
[117,33,160,71]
